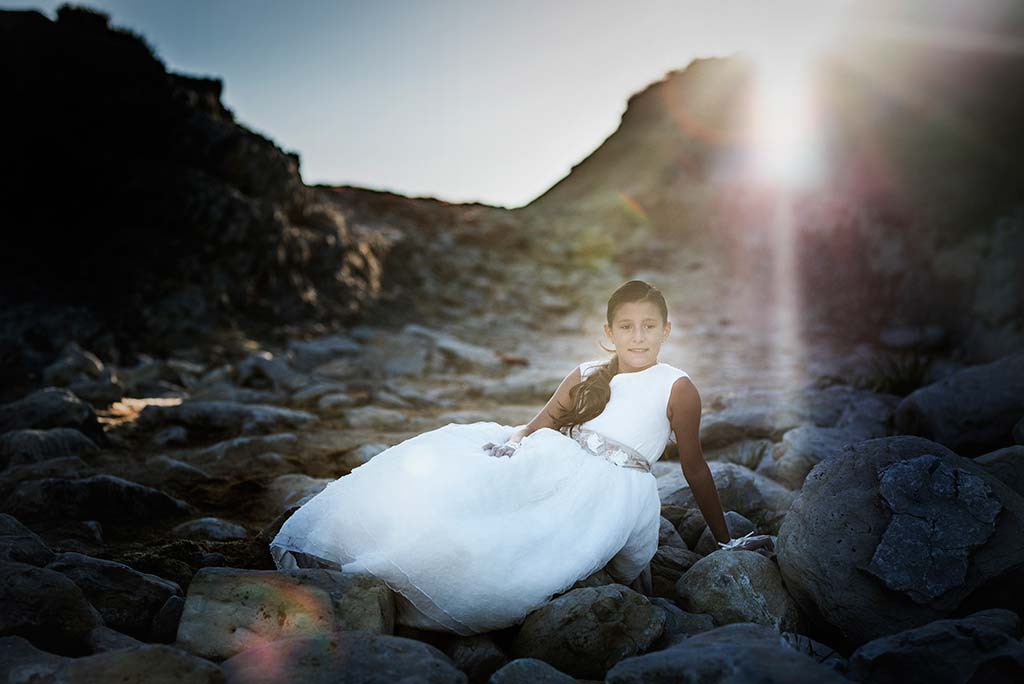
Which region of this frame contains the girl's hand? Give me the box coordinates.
[482,441,520,459]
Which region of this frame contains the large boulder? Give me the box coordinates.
[46,551,183,639]
[2,474,196,522]
[138,400,316,438]
[676,550,802,632]
[604,622,849,684]
[777,436,1024,648]
[175,567,395,661]
[846,608,1024,683]
[0,427,99,470]
[755,425,872,490]
[0,513,54,566]
[221,630,466,684]
[510,583,665,680]
[894,351,1024,457]
[976,445,1024,498]
[0,387,106,446]
[659,462,796,535]
[0,560,103,656]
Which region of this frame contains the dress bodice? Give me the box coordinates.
[574,359,690,465]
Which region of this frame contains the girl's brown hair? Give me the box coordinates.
[554,280,669,437]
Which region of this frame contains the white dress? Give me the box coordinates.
[269,359,690,635]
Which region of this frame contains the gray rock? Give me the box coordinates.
[152,425,189,447]
[291,381,350,404]
[235,350,310,391]
[0,560,103,656]
[0,427,99,469]
[755,425,868,490]
[777,436,1024,647]
[650,545,702,598]
[703,438,773,470]
[488,657,575,684]
[0,387,106,446]
[172,517,248,541]
[0,513,54,566]
[264,473,331,517]
[138,400,316,438]
[0,635,68,682]
[287,334,362,372]
[175,567,395,661]
[648,597,715,648]
[180,432,299,478]
[1015,416,1024,445]
[221,631,466,684]
[510,583,666,680]
[86,624,145,653]
[46,551,183,639]
[779,631,847,673]
[846,609,1024,683]
[676,550,802,632]
[444,633,508,683]
[140,455,214,489]
[0,456,92,500]
[894,350,1024,457]
[976,445,1024,498]
[343,405,409,429]
[42,341,105,386]
[605,622,849,683]
[658,462,796,535]
[3,474,196,523]
[151,595,187,643]
[403,323,505,374]
[59,643,225,683]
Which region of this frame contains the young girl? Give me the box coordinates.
[270,280,766,635]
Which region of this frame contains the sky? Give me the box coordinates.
[5,0,853,208]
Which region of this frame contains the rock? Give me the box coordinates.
[348,442,388,465]
[3,474,196,523]
[878,324,946,350]
[510,584,665,680]
[488,657,576,684]
[676,550,802,632]
[291,381,351,404]
[343,405,409,430]
[0,560,103,656]
[0,387,106,446]
[86,624,145,652]
[650,545,701,598]
[179,432,298,478]
[648,597,715,649]
[221,631,466,684]
[403,323,505,374]
[152,425,189,447]
[693,511,756,556]
[287,334,361,372]
[172,517,248,541]
[604,622,850,684]
[777,436,1024,648]
[780,631,847,674]
[703,438,773,470]
[140,455,214,489]
[976,445,1024,498]
[41,341,105,386]
[60,643,226,683]
[138,400,316,438]
[0,635,69,681]
[0,427,99,469]
[189,382,288,404]
[1015,416,1024,444]
[265,473,331,516]
[444,633,508,683]
[0,513,54,566]
[0,456,92,500]
[151,595,187,643]
[755,425,871,490]
[894,350,1024,457]
[175,567,395,661]
[67,375,126,405]
[834,392,899,436]
[657,516,687,550]
[235,350,310,392]
[846,609,1024,683]
[46,551,183,639]
[658,462,796,535]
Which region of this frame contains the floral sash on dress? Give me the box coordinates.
[569,428,651,472]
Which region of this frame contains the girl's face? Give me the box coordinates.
[603,300,670,369]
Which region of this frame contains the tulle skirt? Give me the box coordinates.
[269,421,661,635]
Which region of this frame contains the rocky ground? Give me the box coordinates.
[3,228,1024,683]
